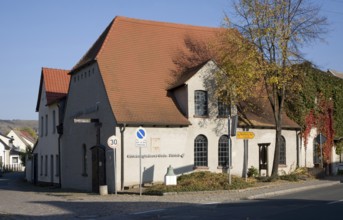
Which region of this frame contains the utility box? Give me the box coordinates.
[164,165,177,186]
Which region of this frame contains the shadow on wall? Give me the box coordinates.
[173,164,194,175]
[143,165,154,183]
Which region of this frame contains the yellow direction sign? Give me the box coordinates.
[236,131,255,139]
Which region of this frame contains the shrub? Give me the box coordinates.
[247,166,259,178]
[144,171,255,195]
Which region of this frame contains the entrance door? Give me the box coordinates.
[91,145,106,193]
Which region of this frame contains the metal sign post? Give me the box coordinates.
[135,127,147,196]
[107,135,120,195]
[228,115,232,185]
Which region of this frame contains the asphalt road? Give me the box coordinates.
[130,184,343,220]
[1,172,342,219]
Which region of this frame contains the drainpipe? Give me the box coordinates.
[296,131,300,168]
[57,103,64,188]
[120,124,126,191]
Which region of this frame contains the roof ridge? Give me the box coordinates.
[115,16,220,32]
[42,67,70,72]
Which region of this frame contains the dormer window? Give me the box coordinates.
[194,90,208,117]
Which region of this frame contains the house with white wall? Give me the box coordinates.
[31,67,70,185]
[0,134,11,169]
[57,16,315,193]
[0,130,36,171]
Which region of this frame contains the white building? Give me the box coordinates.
[0,134,11,169]
[31,67,70,185]
[0,129,35,171]
[55,16,317,193]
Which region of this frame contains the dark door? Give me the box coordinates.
[91,146,106,193]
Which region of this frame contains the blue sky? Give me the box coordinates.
[0,0,342,120]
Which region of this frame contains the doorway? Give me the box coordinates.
[91,145,106,193]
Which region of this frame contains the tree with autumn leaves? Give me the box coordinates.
[215,0,328,178]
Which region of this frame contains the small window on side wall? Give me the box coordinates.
[194,90,208,117]
[218,100,229,117]
[82,144,88,176]
[279,136,286,165]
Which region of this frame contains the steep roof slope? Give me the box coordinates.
[72,16,219,126]
[36,68,70,111]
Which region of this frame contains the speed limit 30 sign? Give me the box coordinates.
[107,135,120,149]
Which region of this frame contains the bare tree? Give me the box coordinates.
[218,0,327,178]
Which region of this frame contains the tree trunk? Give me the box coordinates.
[271,92,284,178]
[272,120,282,178]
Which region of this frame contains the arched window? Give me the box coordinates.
[279,136,286,165]
[194,135,208,167]
[218,135,229,166]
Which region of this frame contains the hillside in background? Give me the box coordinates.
[0,120,38,136]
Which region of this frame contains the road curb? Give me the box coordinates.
[246,181,341,200]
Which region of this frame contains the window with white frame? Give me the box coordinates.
[279,136,286,165]
[218,100,230,117]
[40,155,43,176]
[82,144,87,176]
[12,157,18,164]
[45,155,48,176]
[194,135,208,167]
[218,135,229,167]
[194,90,208,117]
[40,116,44,137]
[56,155,59,176]
[45,115,48,136]
[52,110,56,134]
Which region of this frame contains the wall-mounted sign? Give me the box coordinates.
[236,131,255,139]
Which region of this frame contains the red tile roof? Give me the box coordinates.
[72,16,219,126]
[71,16,299,129]
[36,68,70,111]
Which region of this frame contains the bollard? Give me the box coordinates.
[99,185,108,195]
[164,165,177,186]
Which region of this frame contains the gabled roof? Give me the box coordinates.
[238,97,300,130]
[0,139,10,150]
[72,16,219,126]
[11,130,36,146]
[36,68,70,111]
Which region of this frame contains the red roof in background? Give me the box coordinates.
[72,16,219,126]
[36,68,70,111]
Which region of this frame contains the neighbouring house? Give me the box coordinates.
[328,69,343,80]
[29,67,70,186]
[52,16,317,193]
[0,129,35,171]
[0,133,11,169]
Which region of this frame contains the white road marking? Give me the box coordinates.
[327,199,343,205]
[132,209,165,215]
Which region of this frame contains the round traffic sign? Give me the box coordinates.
[135,127,147,140]
[107,135,119,148]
